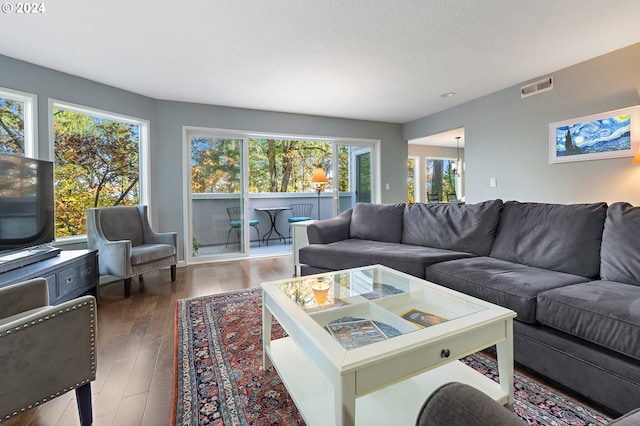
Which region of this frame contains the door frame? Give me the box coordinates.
[182,126,380,264]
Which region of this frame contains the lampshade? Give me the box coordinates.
[633,149,640,164]
[311,167,328,184]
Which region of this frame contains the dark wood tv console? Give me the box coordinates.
[0,249,98,305]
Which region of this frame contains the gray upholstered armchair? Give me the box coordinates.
[86,205,177,298]
[416,382,640,426]
[0,278,96,425]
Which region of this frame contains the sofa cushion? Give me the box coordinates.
[131,243,176,266]
[424,257,590,323]
[537,280,640,361]
[299,239,475,278]
[600,202,640,286]
[350,203,405,243]
[489,201,607,278]
[402,199,503,256]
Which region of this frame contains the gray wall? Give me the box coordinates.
[404,43,640,205]
[0,54,405,261]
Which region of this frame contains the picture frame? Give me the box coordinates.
[549,106,639,164]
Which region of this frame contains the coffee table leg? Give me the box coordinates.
[262,294,272,370]
[335,373,356,426]
[496,319,515,409]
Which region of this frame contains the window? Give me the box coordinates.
[425,158,457,202]
[51,101,149,238]
[0,87,37,157]
[191,137,335,194]
[247,138,333,193]
[407,156,418,203]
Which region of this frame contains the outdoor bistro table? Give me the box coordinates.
[255,206,291,246]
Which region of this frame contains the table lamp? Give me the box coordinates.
[311,167,328,220]
[633,149,640,163]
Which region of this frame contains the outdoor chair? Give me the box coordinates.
[427,192,440,202]
[226,206,260,247]
[86,205,177,298]
[288,203,313,241]
[0,278,97,425]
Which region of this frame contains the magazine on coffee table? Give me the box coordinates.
[326,319,388,349]
[400,308,448,328]
[359,283,404,300]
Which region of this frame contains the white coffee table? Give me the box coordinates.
[261,265,516,426]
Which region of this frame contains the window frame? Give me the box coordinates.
[48,99,150,242]
[0,87,38,157]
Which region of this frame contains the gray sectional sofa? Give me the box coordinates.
[298,200,640,416]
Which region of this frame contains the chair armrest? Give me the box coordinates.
[0,295,97,420]
[96,239,132,278]
[307,209,352,244]
[0,278,48,320]
[416,382,525,426]
[146,230,177,247]
[137,205,178,248]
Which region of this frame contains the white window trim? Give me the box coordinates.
[408,155,420,202]
[0,87,38,157]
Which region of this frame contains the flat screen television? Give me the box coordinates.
[0,153,56,263]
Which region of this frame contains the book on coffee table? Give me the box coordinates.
[400,308,448,328]
[326,319,388,349]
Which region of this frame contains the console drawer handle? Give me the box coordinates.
[441,348,450,358]
[66,277,74,285]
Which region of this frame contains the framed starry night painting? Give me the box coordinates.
[549,105,639,163]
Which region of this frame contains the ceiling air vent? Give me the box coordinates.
[521,77,553,98]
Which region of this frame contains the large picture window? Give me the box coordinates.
[0,87,37,157]
[52,102,148,238]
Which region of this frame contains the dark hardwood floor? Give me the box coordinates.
[5,255,295,426]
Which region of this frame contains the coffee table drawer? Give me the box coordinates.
[356,321,508,394]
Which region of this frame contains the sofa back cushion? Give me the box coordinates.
[402,200,504,255]
[489,201,607,277]
[350,203,405,243]
[600,202,640,285]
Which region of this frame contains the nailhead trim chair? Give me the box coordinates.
[86,205,177,297]
[0,278,96,425]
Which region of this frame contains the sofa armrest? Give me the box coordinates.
[0,295,97,421]
[0,278,49,319]
[307,209,352,244]
[611,408,640,425]
[416,382,525,426]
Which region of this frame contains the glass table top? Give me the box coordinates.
[273,266,488,350]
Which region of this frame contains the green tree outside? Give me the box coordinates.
[0,98,25,156]
[54,109,139,237]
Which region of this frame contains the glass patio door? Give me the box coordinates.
[187,132,250,262]
[332,143,375,215]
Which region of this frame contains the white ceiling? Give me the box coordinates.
[1,0,639,124]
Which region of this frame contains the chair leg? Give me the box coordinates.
[124,277,132,298]
[226,228,233,248]
[252,225,260,247]
[75,383,93,426]
[171,264,176,281]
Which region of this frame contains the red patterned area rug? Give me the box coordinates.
[172,287,612,426]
